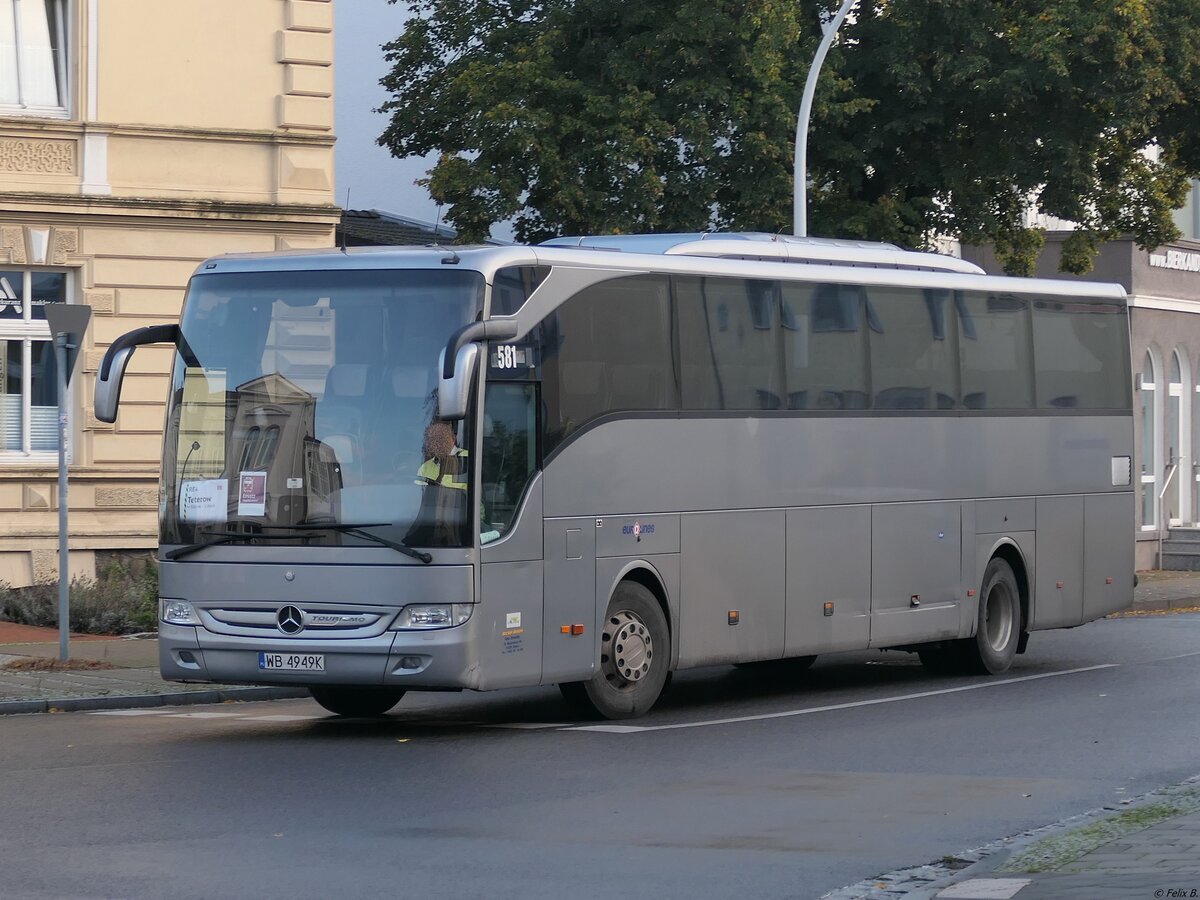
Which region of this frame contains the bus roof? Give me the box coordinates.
[193,234,1127,301]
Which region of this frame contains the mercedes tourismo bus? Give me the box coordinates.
[95,233,1135,719]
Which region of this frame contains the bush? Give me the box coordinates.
[0,560,158,635]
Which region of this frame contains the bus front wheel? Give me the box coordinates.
[309,686,407,717]
[559,581,670,720]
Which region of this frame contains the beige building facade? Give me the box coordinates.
[0,0,339,586]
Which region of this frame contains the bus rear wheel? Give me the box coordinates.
[309,686,407,717]
[963,557,1022,674]
[559,581,670,720]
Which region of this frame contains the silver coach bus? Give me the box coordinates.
[95,233,1134,719]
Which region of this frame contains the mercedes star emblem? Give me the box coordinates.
[277,605,304,635]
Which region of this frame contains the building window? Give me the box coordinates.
[0,267,67,455]
[1168,350,1184,526]
[0,0,69,116]
[1141,352,1158,530]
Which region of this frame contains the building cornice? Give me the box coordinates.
[1128,294,1200,313]
[0,191,341,225]
[0,118,336,147]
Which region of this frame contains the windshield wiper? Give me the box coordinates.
[165,523,434,564]
[261,522,434,564]
[163,531,308,561]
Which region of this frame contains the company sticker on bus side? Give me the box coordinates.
[502,612,524,654]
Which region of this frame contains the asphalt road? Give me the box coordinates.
[3,613,1200,900]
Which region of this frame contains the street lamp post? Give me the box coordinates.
[794,0,858,237]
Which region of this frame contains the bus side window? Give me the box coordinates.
[481,381,539,543]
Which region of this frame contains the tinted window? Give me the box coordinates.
[491,266,550,316]
[540,275,674,454]
[779,282,870,409]
[868,286,957,409]
[676,276,785,409]
[958,291,1034,409]
[1032,298,1130,409]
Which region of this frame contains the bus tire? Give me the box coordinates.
[309,686,406,717]
[560,581,670,720]
[963,557,1022,675]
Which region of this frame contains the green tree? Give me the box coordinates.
[379,0,1200,274]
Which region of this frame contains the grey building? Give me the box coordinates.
[964,184,1200,569]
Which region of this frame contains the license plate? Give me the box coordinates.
[258,652,325,672]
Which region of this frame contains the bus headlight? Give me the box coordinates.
[391,604,473,630]
[160,599,201,626]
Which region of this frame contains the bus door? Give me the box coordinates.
[477,379,545,689]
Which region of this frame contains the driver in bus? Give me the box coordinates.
[414,420,500,543]
[415,420,468,490]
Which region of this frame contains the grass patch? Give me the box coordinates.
[0,559,158,636]
[999,789,1200,873]
[1,657,116,671]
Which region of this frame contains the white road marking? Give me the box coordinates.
[164,711,247,719]
[88,709,172,716]
[1149,649,1200,662]
[935,877,1032,899]
[238,714,323,722]
[563,664,1119,733]
[484,722,572,730]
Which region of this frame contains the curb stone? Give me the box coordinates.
[819,774,1200,900]
[0,685,309,716]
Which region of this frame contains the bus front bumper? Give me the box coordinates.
[159,622,482,690]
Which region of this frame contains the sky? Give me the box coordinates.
[333,1,442,226]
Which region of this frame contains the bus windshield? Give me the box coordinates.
[160,268,483,551]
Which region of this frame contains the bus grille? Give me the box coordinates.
[200,605,391,639]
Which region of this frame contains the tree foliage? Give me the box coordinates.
[379,0,1200,273]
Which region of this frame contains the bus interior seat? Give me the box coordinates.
[1048,395,1079,408]
[317,364,375,482]
[936,392,956,409]
[754,388,783,410]
[963,392,987,409]
[370,365,432,479]
[875,386,931,409]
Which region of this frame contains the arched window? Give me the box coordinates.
[1168,351,1183,526]
[1141,352,1157,530]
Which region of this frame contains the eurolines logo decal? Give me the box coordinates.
[622,521,655,541]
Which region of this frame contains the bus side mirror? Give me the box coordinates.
[437,343,480,421]
[95,324,192,423]
[437,320,520,421]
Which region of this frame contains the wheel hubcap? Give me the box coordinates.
[984,582,1014,652]
[601,610,654,688]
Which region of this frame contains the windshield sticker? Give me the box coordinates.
[506,612,521,628]
[181,479,228,524]
[237,471,268,517]
[286,477,303,490]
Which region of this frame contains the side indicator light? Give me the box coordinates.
[560,625,571,634]
[1105,577,1113,585]
[1057,581,1065,589]
[728,610,740,626]
[823,602,834,617]
[571,624,585,636]
[967,589,976,597]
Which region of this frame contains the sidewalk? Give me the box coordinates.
[921,777,1200,899]
[0,620,305,715]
